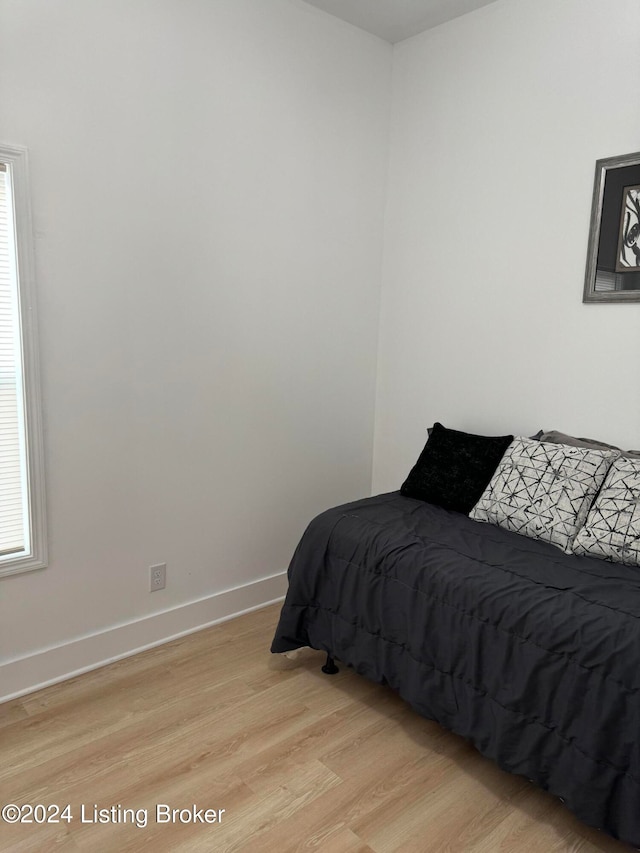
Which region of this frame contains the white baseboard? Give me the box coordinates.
[0,571,287,704]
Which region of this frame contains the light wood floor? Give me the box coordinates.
[0,604,635,853]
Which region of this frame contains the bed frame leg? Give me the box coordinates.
[321,654,339,675]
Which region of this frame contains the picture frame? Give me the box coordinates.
[583,151,640,303]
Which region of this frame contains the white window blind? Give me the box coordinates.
[0,145,47,577]
[0,164,28,556]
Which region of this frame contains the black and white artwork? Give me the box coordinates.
[583,151,640,302]
[615,184,640,271]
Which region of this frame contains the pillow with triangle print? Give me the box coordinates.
[572,456,640,567]
[469,436,619,553]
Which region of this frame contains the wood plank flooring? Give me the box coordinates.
[0,603,635,852]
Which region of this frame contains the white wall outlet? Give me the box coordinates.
[149,563,166,592]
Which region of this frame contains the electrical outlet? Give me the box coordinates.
[149,563,166,592]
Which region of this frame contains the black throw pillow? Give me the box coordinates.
[400,422,514,514]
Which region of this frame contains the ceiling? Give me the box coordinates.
[300,0,500,43]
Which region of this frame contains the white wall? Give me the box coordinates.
[4,0,639,700]
[0,0,392,692]
[373,0,640,493]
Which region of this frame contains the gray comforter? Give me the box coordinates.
[272,491,640,846]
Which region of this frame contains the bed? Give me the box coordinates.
[271,489,640,847]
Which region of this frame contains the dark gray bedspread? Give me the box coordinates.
[271,492,640,847]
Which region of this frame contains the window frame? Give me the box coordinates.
[0,143,47,577]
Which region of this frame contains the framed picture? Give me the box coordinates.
[583,151,640,302]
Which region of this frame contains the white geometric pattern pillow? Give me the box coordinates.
[469,437,618,553]
[572,456,640,566]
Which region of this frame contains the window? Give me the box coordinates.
[0,144,47,577]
